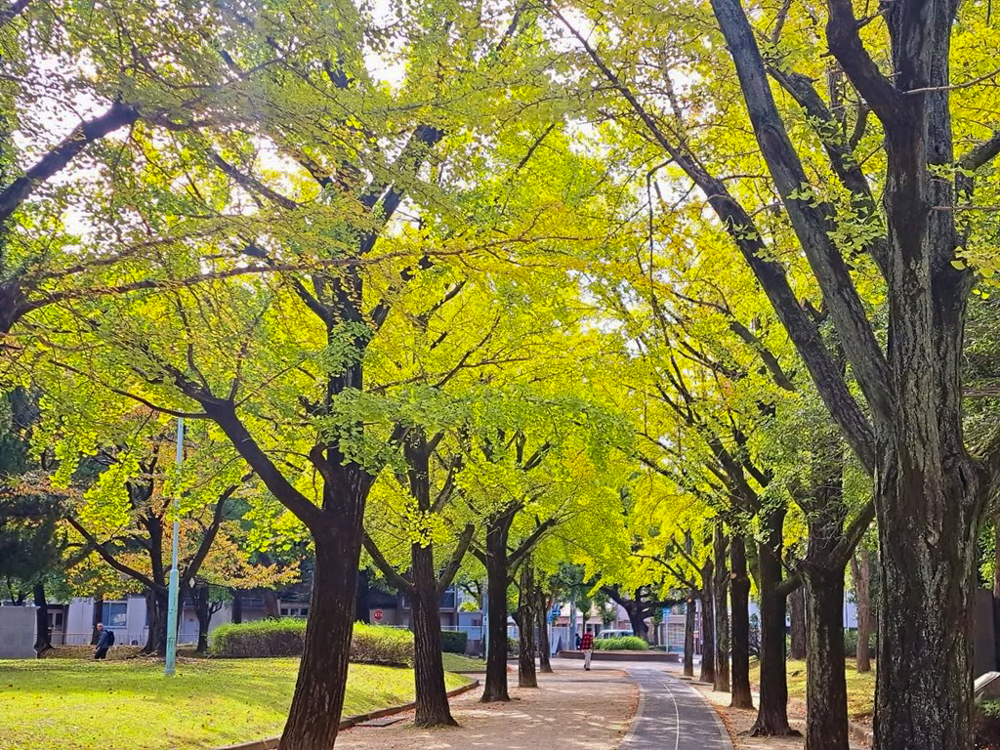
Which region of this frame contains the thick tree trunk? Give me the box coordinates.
[33,583,50,653]
[193,586,212,654]
[536,589,553,673]
[278,527,362,750]
[788,586,807,661]
[699,559,715,684]
[356,569,371,624]
[517,563,537,688]
[625,602,649,641]
[802,566,848,750]
[683,592,696,678]
[482,514,512,703]
[231,589,243,625]
[91,596,103,645]
[730,536,753,709]
[850,550,872,673]
[411,542,457,727]
[751,507,793,736]
[714,524,730,692]
[872,468,982,750]
[262,588,280,619]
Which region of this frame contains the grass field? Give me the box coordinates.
[0,658,469,750]
[749,658,875,718]
[441,652,486,671]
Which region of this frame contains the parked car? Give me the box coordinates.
[596,629,634,640]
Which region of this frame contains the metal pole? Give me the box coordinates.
[164,417,183,677]
[482,579,489,661]
[569,595,577,646]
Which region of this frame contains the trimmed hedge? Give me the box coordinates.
[593,636,649,651]
[210,619,415,664]
[440,630,468,654]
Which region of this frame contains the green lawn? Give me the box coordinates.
[749,658,875,718]
[441,652,486,672]
[0,658,469,750]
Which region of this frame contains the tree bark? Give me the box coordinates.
[536,588,553,674]
[517,562,537,688]
[33,582,50,653]
[850,550,872,673]
[277,527,363,750]
[231,589,243,625]
[91,595,103,645]
[411,542,457,726]
[625,599,650,641]
[699,558,715,684]
[802,566,848,750]
[788,586,807,661]
[751,507,793,736]
[683,592,696,678]
[482,513,513,702]
[262,588,280,619]
[730,536,753,709]
[193,585,213,654]
[714,523,730,693]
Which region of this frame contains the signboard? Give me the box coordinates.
[373,609,384,623]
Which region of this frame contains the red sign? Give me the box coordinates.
[373,609,384,622]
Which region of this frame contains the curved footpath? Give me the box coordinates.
[610,665,734,750]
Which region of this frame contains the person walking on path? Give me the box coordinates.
[93,623,114,660]
[580,630,594,670]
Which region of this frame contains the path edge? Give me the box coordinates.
[617,673,646,750]
[213,678,481,750]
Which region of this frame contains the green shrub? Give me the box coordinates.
[210,620,415,664]
[351,623,414,665]
[440,630,468,654]
[507,635,518,655]
[211,618,307,658]
[593,636,649,651]
[843,629,877,659]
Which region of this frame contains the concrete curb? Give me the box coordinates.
[617,674,646,750]
[213,678,481,750]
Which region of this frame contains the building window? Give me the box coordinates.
[47,611,64,629]
[101,602,127,628]
[280,606,309,618]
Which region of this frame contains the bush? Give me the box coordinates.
[440,630,468,654]
[843,629,877,659]
[351,623,414,665]
[211,618,307,658]
[210,619,415,664]
[593,636,649,651]
[507,636,518,655]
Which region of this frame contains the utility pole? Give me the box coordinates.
[164,417,183,677]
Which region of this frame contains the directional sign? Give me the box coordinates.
[373,609,384,623]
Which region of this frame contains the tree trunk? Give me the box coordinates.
[517,562,538,688]
[850,550,872,673]
[730,535,753,709]
[277,527,363,750]
[91,596,103,645]
[536,588,553,674]
[699,558,715,684]
[33,582,51,653]
[751,507,793,736]
[411,542,457,727]
[802,565,848,750]
[714,523,730,693]
[356,569,371,624]
[683,592,696,678]
[872,468,982,750]
[193,586,212,654]
[262,588,280,619]
[482,514,512,702]
[789,586,807,661]
[231,589,243,625]
[625,600,650,641]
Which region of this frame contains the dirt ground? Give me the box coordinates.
[688,679,868,750]
[334,668,639,750]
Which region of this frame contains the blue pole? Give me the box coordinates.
[164,417,183,677]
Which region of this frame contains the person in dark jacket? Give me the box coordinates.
[94,622,114,660]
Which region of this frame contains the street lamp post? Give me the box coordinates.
[164,417,183,677]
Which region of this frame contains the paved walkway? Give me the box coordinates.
[607,665,733,750]
[334,667,637,750]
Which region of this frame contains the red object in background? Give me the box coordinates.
[373,609,384,622]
